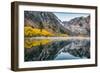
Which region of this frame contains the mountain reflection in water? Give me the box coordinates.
[24,38,90,61]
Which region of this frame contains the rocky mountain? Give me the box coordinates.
[24,11,90,36]
[63,16,90,36]
[24,11,70,35]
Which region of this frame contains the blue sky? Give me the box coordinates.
[54,12,89,21]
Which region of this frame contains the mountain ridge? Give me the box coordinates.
[24,11,90,37]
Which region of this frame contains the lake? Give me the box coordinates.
[24,37,90,61]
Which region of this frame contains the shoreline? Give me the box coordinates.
[25,37,90,40]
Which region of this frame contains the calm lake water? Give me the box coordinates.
[24,38,90,61]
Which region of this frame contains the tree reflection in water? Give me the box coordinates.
[24,38,90,61]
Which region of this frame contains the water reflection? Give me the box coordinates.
[24,38,90,61]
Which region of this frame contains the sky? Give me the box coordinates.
[54,12,90,22]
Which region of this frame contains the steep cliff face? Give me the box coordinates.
[63,16,90,36]
[24,11,70,35]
